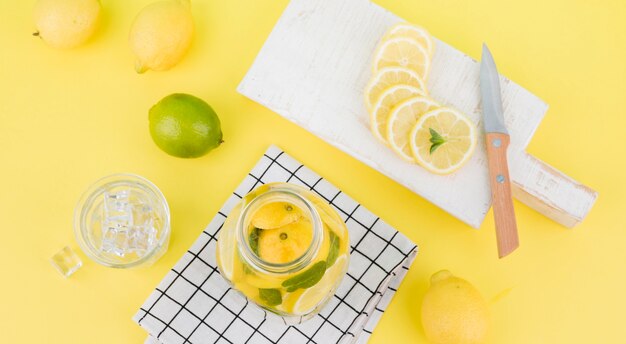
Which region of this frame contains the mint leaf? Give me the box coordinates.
[430,143,443,154]
[326,230,340,268]
[259,288,282,306]
[282,261,327,292]
[249,227,261,256]
[429,128,446,154]
[243,262,253,275]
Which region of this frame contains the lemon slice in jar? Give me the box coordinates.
[216,226,235,281]
[251,202,302,229]
[217,209,239,280]
[257,221,313,264]
[290,255,348,315]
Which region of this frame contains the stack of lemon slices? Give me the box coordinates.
[365,23,477,175]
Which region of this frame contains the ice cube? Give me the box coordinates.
[131,202,153,227]
[51,246,82,278]
[103,190,133,226]
[101,226,131,257]
[100,189,159,258]
[129,225,158,255]
[104,190,131,212]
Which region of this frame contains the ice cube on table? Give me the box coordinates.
[50,246,82,278]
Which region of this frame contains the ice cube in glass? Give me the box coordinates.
[100,226,131,257]
[103,190,133,226]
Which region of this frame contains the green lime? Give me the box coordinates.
[149,93,223,158]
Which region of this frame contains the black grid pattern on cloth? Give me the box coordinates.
[134,146,418,344]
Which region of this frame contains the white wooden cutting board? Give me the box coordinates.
[238,0,597,228]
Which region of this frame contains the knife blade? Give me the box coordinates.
[480,44,520,258]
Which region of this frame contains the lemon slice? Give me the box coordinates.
[364,66,427,109]
[216,202,245,281]
[257,221,313,264]
[385,23,434,56]
[244,272,284,289]
[217,211,238,280]
[410,107,477,174]
[387,96,439,161]
[292,255,347,315]
[370,84,425,144]
[373,37,430,80]
[251,202,302,229]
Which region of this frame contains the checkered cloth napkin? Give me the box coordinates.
[133,146,418,344]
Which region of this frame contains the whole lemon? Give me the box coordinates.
[33,0,101,49]
[149,93,222,158]
[129,0,194,73]
[421,270,489,344]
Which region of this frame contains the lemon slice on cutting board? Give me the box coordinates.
[373,37,430,81]
[387,96,440,161]
[409,107,477,175]
[385,23,434,57]
[370,84,425,144]
[364,66,427,109]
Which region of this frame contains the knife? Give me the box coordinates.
[480,44,519,258]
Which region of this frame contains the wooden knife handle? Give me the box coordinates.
[486,133,519,258]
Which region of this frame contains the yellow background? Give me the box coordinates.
[1,0,625,342]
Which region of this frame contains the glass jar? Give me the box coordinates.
[74,173,170,268]
[216,182,350,323]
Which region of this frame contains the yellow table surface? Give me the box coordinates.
[1,0,625,342]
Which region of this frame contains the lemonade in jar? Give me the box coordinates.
[216,183,350,322]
